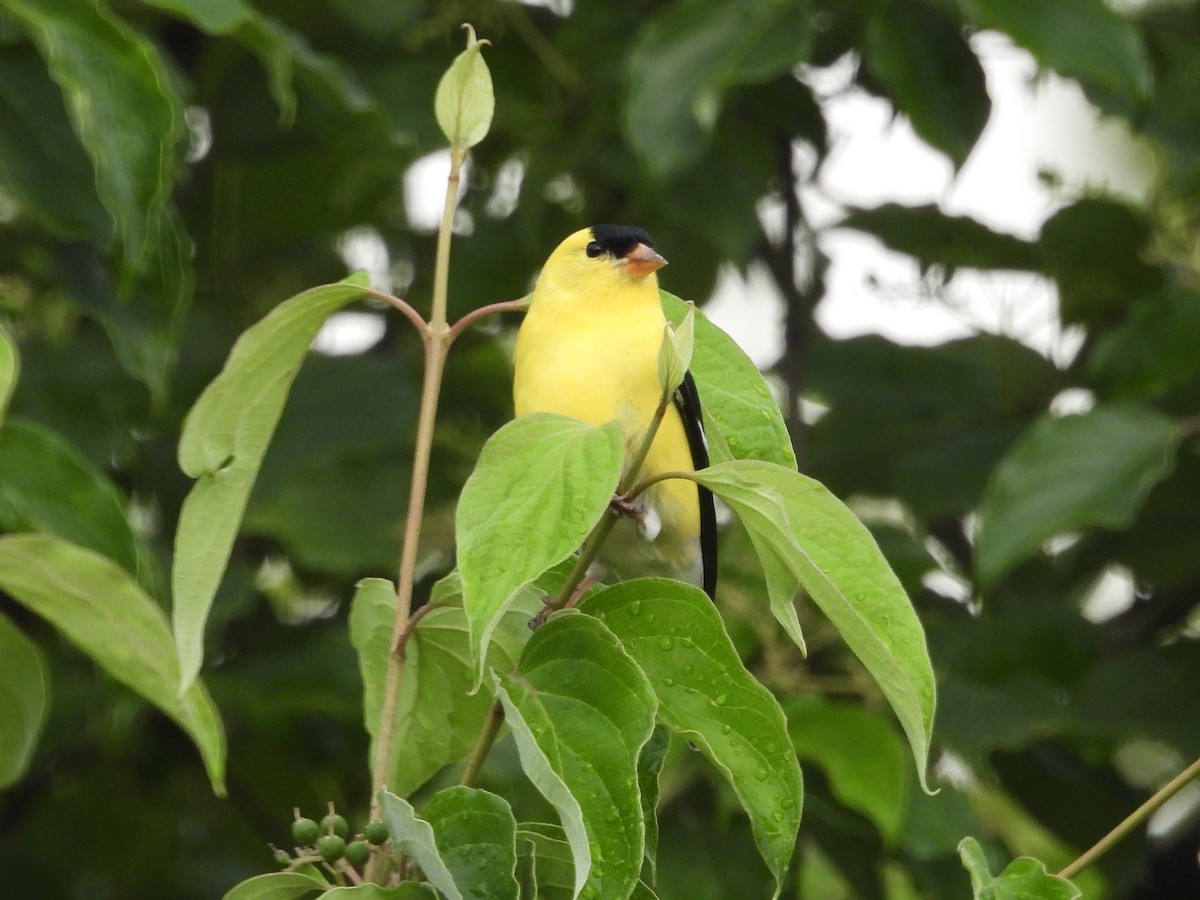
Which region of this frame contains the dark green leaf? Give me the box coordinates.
[0,417,138,574]
[243,351,420,576]
[1088,287,1200,400]
[0,534,226,794]
[807,334,1064,520]
[0,45,110,241]
[961,0,1151,103]
[864,1,990,168]
[625,0,810,178]
[1038,198,1163,327]
[838,204,1042,274]
[735,74,827,155]
[582,579,802,894]
[495,612,656,899]
[55,213,191,400]
[785,696,909,843]
[457,414,623,684]
[636,726,669,880]
[974,406,1179,587]
[140,0,297,120]
[4,0,182,267]
[0,613,48,788]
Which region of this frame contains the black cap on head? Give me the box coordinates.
[587,224,655,259]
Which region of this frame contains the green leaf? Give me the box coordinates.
[424,787,519,900]
[0,417,139,574]
[517,823,573,899]
[0,45,111,241]
[4,0,182,268]
[625,0,810,179]
[457,414,623,684]
[864,1,989,168]
[958,837,1081,900]
[242,351,422,576]
[0,613,49,789]
[1038,199,1162,327]
[318,887,437,899]
[173,278,367,693]
[691,460,936,791]
[661,291,796,470]
[960,0,1151,104]
[784,696,909,843]
[974,406,1180,588]
[1088,287,1200,400]
[657,303,694,396]
[349,579,531,796]
[958,837,996,895]
[74,209,192,402]
[807,334,1064,520]
[0,534,226,794]
[379,790,464,900]
[0,324,16,423]
[222,871,328,900]
[837,204,1043,274]
[434,24,494,151]
[636,726,669,880]
[582,580,802,897]
[494,612,657,900]
[139,0,297,120]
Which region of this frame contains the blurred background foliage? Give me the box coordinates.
[1,0,1199,897]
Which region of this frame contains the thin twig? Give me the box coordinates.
[550,392,673,609]
[1058,755,1200,881]
[364,288,429,335]
[447,297,530,344]
[459,699,506,788]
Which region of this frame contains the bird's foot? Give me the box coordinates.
[528,595,555,631]
[609,494,662,541]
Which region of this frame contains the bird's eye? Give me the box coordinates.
[585,241,604,258]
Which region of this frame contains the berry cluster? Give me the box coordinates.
[270,802,390,883]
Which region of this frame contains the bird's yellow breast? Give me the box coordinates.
[513,257,701,577]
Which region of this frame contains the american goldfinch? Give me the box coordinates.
[513,225,717,598]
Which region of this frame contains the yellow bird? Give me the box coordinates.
[513,225,717,598]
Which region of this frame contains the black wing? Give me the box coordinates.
[674,371,717,600]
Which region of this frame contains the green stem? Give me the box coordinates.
[431,148,466,330]
[1057,755,1200,881]
[447,297,530,344]
[459,699,505,788]
[365,146,465,882]
[551,391,672,609]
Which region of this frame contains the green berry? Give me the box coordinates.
[291,817,321,846]
[344,840,371,868]
[317,834,346,862]
[362,820,389,845]
[321,813,349,838]
[271,846,292,865]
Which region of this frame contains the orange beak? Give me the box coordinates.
[622,242,668,277]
